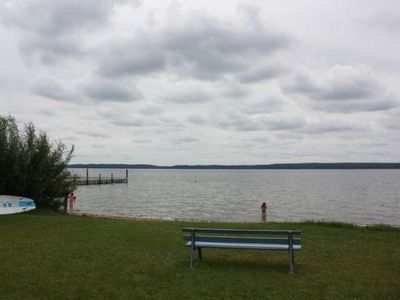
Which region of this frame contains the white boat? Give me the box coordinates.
[0,195,36,215]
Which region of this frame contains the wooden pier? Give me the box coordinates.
[70,169,128,186]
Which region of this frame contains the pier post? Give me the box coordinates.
[111,173,113,184]
[86,168,89,185]
[126,169,128,183]
[99,173,101,184]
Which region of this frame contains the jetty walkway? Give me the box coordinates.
[70,169,128,185]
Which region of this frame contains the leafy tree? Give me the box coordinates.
[0,115,75,209]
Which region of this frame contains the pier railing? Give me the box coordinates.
[70,169,128,185]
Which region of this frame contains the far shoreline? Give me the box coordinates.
[69,162,400,170]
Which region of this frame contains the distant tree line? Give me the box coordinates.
[0,115,75,209]
[69,162,400,169]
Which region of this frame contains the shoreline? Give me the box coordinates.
[68,210,400,228]
[69,211,211,223]
[69,211,170,222]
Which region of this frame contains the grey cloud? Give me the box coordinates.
[62,136,79,142]
[186,115,206,125]
[242,97,285,115]
[171,137,199,144]
[258,115,306,131]
[116,0,142,6]
[284,65,399,113]
[76,131,110,138]
[164,17,291,80]
[276,133,304,141]
[97,10,292,80]
[83,80,141,102]
[131,138,151,144]
[285,71,378,100]
[151,117,184,130]
[221,85,250,99]
[298,121,364,134]
[217,114,260,131]
[111,118,149,127]
[19,35,85,64]
[216,113,304,132]
[360,11,400,31]
[97,109,153,127]
[245,136,270,144]
[380,109,400,130]
[319,77,381,101]
[37,109,56,117]
[98,42,166,77]
[163,89,212,104]
[91,144,107,149]
[284,73,318,95]
[177,19,286,56]
[139,105,164,115]
[237,63,286,83]
[30,76,77,102]
[32,76,142,103]
[313,98,398,113]
[236,3,263,28]
[1,0,141,63]
[2,1,109,35]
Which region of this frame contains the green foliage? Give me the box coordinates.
[0,115,75,208]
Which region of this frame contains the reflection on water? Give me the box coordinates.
[71,169,400,226]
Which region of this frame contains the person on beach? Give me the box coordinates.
[261,202,267,222]
[68,193,76,212]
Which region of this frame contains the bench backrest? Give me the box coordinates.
[182,228,301,246]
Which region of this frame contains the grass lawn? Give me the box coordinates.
[0,210,399,300]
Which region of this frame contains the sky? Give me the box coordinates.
[0,0,399,165]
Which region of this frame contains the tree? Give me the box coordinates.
[0,115,75,209]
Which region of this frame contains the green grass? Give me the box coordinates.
[1,210,399,300]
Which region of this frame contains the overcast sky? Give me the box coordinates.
[1,0,399,165]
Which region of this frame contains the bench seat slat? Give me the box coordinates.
[185,241,302,250]
[182,228,301,235]
[183,235,301,245]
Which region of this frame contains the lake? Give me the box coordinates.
[71,169,400,226]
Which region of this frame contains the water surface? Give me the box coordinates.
[71,169,400,226]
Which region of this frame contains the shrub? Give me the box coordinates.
[0,115,75,208]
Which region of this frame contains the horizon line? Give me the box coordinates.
[68,162,400,169]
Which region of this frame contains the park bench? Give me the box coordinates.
[182,228,302,273]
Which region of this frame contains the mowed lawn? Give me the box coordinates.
[1,211,399,300]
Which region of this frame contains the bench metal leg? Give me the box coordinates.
[288,232,295,273]
[190,247,202,269]
[190,248,199,269]
[190,248,195,269]
[288,250,295,274]
[198,247,202,261]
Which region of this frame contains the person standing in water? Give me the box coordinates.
[68,193,76,212]
[261,202,267,222]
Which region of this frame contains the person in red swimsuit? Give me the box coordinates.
[68,193,76,212]
[261,202,267,222]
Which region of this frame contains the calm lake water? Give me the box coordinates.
[71,169,400,226]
